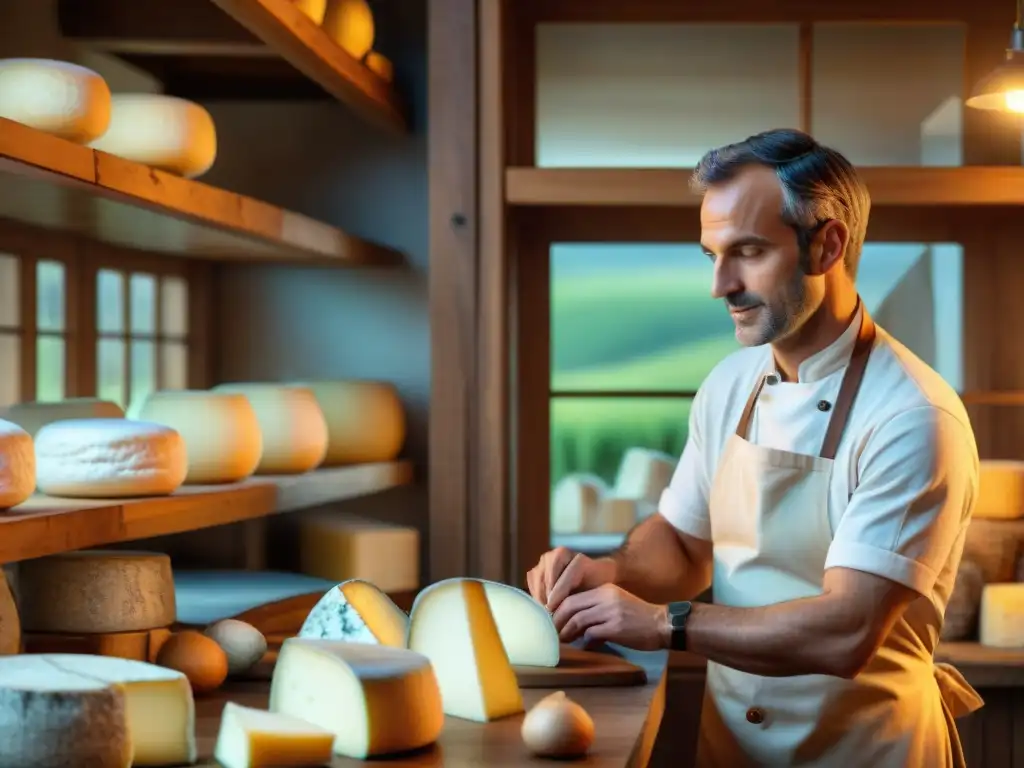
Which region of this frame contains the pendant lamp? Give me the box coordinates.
[966,0,1024,112]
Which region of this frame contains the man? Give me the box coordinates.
[527,129,983,766]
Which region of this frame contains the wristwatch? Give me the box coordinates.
[666,601,692,651]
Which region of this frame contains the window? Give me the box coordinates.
[0,255,19,408]
[36,260,67,402]
[548,242,964,551]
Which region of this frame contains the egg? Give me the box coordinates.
[204,619,267,675]
[156,630,229,694]
[521,691,595,758]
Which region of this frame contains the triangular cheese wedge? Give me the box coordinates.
[408,578,524,722]
[299,579,407,647]
[214,702,334,768]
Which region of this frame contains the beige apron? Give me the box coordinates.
[696,309,983,767]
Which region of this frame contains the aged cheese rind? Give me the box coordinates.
[408,579,524,722]
[0,418,34,509]
[133,390,263,484]
[214,702,334,768]
[298,514,419,592]
[299,579,408,647]
[34,418,187,498]
[0,658,132,768]
[293,380,406,465]
[2,398,125,437]
[979,583,1024,648]
[18,550,176,633]
[0,58,112,143]
[269,639,443,758]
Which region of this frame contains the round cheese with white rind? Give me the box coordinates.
[0,418,34,509]
[212,384,328,475]
[0,58,111,143]
[89,94,217,179]
[34,418,187,498]
[293,380,406,465]
[132,390,263,484]
[3,397,125,437]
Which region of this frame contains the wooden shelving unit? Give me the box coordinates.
[0,118,404,266]
[0,461,413,565]
[506,167,1024,207]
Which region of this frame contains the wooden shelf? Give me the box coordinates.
[0,118,404,266]
[506,167,1024,208]
[0,461,414,565]
[935,643,1024,688]
[961,391,1024,406]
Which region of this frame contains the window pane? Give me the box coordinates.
[36,260,64,332]
[0,333,19,407]
[811,23,965,166]
[537,23,800,167]
[160,277,189,337]
[0,255,18,328]
[97,338,125,406]
[35,335,64,402]
[97,270,124,333]
[130,339,156,409]
[551,244,738,392]
[160,341,188,390]
[130,273,156,334]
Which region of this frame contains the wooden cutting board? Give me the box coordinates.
[514,645,647,688]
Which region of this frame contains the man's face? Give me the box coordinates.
[699,166,825,347]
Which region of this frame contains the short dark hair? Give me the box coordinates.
[690,129,871,278]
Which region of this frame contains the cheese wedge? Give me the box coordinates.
[299,579,408,647]
[214,702,334,768]
[478,579,560,667]
[269,639,443,758]
[407,578,524,722]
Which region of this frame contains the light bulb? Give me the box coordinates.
[1004,89,1024,112]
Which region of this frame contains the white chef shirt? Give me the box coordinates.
[658,304,980,628]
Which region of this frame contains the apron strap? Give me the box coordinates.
[733,305,877,461]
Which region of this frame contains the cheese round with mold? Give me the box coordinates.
[0,58,111,143]
[34,418,187,498]
[0,418,34,509]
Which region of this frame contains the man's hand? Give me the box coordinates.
[551,584,668,652]
[526,548,616,611]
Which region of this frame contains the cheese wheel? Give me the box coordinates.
[89,94,217,179]
[269,639,444,758]
[212,383,328,474]
[0,658,132,768]
[298,513,419,592]
[976,460,1024,519]
[2,397,125,437]
[293,380,405,465]
[299,578,409,647]
[551,473,607,534]
[322,0,375,60]
[294,0,327,23]
[18,550,177,633]
[0,58,111,143]
[365,52,393,83]
[979,583,1024,648]
[214,702,335,768]
[22,627,172,663]
[613,447,676,506]
[34,418,187,498]
[0,418,34,509]
[132,390,262,484]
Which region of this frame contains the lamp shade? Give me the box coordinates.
[966,28,1024,112]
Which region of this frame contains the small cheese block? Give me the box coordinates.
[590,496,647,534]
[212,384,328,475]
[23,627,172,663]
[34,418,187,498]
[90,94,217,178]
[0,657,132,767]
[294,0,327,24]
[365,52,393,83]
[980,583,1024,648]
[269,639,444,758]
[940,560,985,641]
[292,380,406,465]
[298,513,419,592]
[0,569,18,655]
[18,550,176,633]
[551,473,607,534]
[0,58,111,143]
[975,460,1024,520]
[41,653,197,766]
[133,390,263,484]
[299,579,408,647]
[174,570,337,626]
[0,418,34,509]
[2,397,125,437]
[480,579,560,667]
[408,578,524,722]
[322,0,375,60]
[214,702,334,768]
[613,447,676,506]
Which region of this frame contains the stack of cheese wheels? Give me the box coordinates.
[0,419,34,509]
[17,550,177,662]
[321,0,375,60]
[212,383,328,475]
[0,58,111,143]
[2,397,125,437]
[34,418,187,498]
[132,390,263,484]
[90,94,217,179]
[293,380,405,465]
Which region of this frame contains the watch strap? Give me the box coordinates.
[667,600,692,652]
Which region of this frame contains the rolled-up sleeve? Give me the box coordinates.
[658,387,713,541]
[824,406,978,596]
